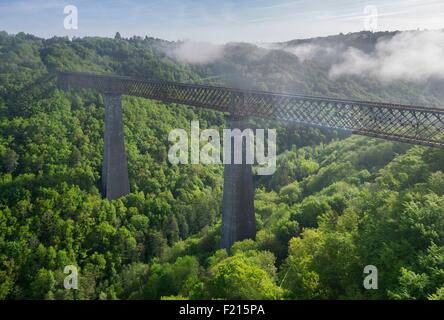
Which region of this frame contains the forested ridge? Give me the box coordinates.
[0,31,443,300]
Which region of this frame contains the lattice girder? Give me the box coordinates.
[57,72,444,148]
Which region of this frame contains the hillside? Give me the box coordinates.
[186,30,444,107]
[0,31,443,300]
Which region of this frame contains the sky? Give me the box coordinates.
[0,0,444,43]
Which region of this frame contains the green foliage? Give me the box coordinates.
[1,31,443,300]
[205,253,284,300]
[139,256,202,299]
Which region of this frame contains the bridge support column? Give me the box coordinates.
[221,117,256,253]
[102,94,130,200]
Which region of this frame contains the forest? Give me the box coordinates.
[0,30,443,300]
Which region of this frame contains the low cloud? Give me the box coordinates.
[281,43,325,62]
[165,40,225,65]
[267,42,343,64]
[329,30,444,82]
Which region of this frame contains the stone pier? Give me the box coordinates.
[102,94,130,200]
[221,117,256,253]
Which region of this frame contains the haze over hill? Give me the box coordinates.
[162,30,444,106]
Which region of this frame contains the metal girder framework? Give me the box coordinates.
[57,72,444,148]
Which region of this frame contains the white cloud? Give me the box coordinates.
[283,43,322,62]
[278,43,342,62]
[164,40,225,65]
[329,30,444,82]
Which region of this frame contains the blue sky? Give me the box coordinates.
[1,0,444,43]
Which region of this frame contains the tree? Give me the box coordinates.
[279,181,301,205]
[294,196,332,228]
[1,149,18,173]
[30,269,56,299]
[206,254,284,300]
[165,215,180,245]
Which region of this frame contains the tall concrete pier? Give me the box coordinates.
[221,117,256,253]
[102,94,130,200]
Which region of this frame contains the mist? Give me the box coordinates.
[329,30,444,83]
[276,43,342,63]
[164,40,225,65]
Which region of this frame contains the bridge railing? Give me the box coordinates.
[57,72,444,148]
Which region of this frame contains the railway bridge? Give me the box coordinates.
[56,71,444,251]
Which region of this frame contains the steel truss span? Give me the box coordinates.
[57,72,444,148]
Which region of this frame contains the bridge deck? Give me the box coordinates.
[57,72,444,148]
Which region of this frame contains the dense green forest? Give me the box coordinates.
[0,31,443,300]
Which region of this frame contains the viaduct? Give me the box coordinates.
[56,71,444,251]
